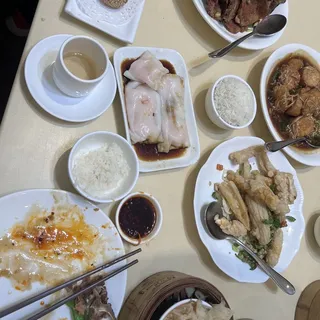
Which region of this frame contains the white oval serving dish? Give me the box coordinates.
[260,43,320,166]
[194,136,305,283]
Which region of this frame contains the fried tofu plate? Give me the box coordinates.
[194,136,305,283]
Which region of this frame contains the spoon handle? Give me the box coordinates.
[265,138,306,152]
[232,237,295,295]
[208,32,254,58]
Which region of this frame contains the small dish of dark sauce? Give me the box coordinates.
[118,195,157,244]
[121,58,187,161]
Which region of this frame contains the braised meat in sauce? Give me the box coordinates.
[267,52,320,149]
[206,0,286,34]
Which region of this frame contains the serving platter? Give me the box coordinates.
[260,43,320,167]
[0,189,126,320]
[194,136,305,283]
[65,0,146,43]
[113,47,201,173]
[192,0,288,51]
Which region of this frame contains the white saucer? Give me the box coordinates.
[25,34,117,122]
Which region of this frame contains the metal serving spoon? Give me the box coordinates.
[208,14,287,59]
[205,202,295,295]
[265,137,320,152]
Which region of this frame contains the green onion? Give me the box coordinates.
[66,300,85,320]
[272,69,281,82]
[263,217,281,229]
[232,243,240,253]
[236,250,257,270]
[286,216,296,222]
[212,191,218,200]
[270,184,276,193]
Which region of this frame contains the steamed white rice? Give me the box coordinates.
[72,142,129,199]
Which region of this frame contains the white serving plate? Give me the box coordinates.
[260,43,320,166]
[113,47,201,173]
[192,0,288,51]
[65,0,145,43]
[194,136,305,283]
[0,189,126,319]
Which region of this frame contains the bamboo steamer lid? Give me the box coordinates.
[295,280,320,320]
[119,271,232,320]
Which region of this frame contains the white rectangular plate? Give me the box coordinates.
[65,0,145,43]
[113,47,201,173]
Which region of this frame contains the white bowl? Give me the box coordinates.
[260,43,320,166]
[68,131,139,203]
[159,299,212,320]
[205,75,257,130]
[115,192,163,245]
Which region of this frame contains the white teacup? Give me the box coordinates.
[53,35,108,98]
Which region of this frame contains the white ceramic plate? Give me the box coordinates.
[194,136,305,283]
[0,189,126,319]
[25,34,117,122]
[192,0,288,51]
[113,47,201,173]
[65,0,145,44]
[260,43,320,166]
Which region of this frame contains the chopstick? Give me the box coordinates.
[26,259,138,320]
[0,248,141,318]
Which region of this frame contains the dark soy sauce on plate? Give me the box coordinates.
[119,196,156,240]
[121,58,186,161]
[133,143,186,161]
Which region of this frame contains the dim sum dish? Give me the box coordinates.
[114,47,200,172]
[194,136,304,283]
[160,299,233,320]
[261,44,320,166]
[0,190,126,319]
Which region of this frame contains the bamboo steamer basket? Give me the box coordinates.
[119,271,233,320]
[295,280,320,320]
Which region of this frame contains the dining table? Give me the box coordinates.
[0,1,319,319]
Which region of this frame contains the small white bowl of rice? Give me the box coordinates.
[68,131,139,203]
[205,75,257,130]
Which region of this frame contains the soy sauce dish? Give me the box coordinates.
[115,192,163,245]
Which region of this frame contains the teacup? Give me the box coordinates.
[53,35,108,98]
